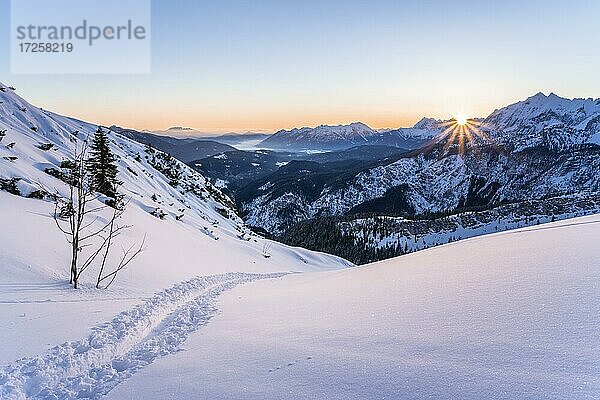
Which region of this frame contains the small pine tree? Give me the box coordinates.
[87,127,122,207]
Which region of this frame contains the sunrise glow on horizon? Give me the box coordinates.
[1,0,599,133]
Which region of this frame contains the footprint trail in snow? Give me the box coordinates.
[0,272,286,400]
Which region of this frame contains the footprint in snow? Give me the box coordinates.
[269,358,312,372]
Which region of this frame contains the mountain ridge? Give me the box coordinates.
[237,92,600,262]
[0,82,352,285]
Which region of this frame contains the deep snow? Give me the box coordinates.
[0,187,348,366]
[0,185,348,399]
[1,83,599,399]
[0,273,286,399]
[105,215,600,400]
[0,82,351,399]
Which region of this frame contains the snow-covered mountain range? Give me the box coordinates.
[482,92,600,151]
[261,122,378,150]
[1,83,599,399]
[2,84,599,265]
[259,92,600,152]
[260,120,442,151]
[241,93,600,259]
[0,82,351,288]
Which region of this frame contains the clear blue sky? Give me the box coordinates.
[1,0,599,132]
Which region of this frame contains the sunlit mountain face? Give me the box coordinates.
[414,117,498,159]
[441,118,493,155]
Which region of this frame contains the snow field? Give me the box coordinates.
[0,273,286,400]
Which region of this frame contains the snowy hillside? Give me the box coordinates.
[0,83,242,233]
[104,215,600,399]
[338,193,600,255]
[0,83,354,397]
[483,92,600,151]
[0,83,351,288]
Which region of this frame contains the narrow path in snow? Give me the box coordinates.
[0,272,286,399]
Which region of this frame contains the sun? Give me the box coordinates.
[428,113,490,156]
[455,115,468,126]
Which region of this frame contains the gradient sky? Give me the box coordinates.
[1,0,599,133]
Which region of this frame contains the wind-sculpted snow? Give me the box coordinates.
[0,273,286,400]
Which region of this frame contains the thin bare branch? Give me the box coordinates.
[97,234,146,289]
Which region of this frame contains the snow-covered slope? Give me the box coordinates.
[104,214,600,399]
[0,84,237,230]
[0,83,353,397]
[0,82,350,291]
[483,92,600,151]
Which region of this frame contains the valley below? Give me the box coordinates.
[1,83,599,399]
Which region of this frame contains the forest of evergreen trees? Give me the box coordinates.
[280,216,405,265]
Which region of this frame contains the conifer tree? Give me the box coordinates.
[87,127,122,207]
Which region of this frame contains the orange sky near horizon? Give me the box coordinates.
[13,77,596,135]
[3,1,599,135]
[20,85,530,134]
